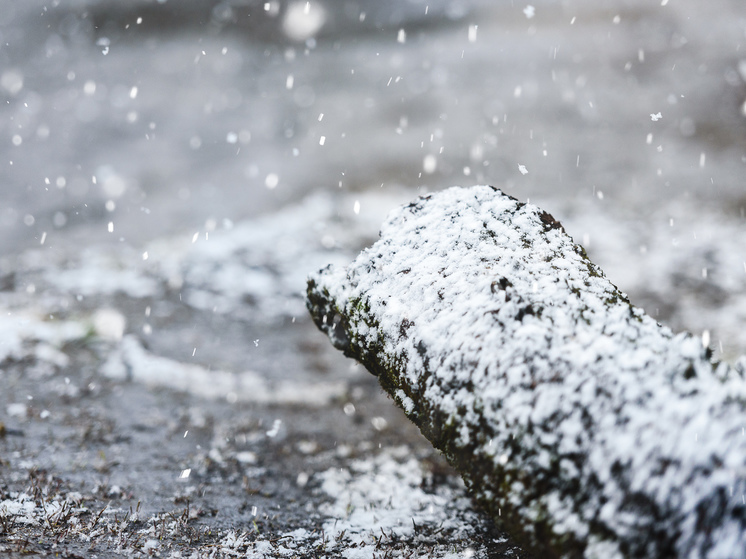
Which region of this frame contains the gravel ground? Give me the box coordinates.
[1,0,745,556]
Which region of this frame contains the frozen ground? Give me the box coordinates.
[1,0,745,556]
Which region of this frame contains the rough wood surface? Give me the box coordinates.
[306,185,746,559]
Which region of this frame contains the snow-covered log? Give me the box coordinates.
[306,185,746,559]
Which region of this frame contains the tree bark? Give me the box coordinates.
[306,185,746,559]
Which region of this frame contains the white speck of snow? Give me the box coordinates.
[650,112,662,121]
[371,416,388,431]
[702,330,710,348]
[129,86,138,99]
[286,74,294,89]
[661,0,669,5]
[647,133,653,144]
[524,5,535,18]
[98,167,128,198]
[93,308,126,341]
[107,222,114,233]
[226,131,238,144]
[518,164,528,175]
[397,29,406,43]
[236,451,257,464]
[319,135,326,145]
[40,232,46,245]
[282,1,326,41]
[700,152,706,168]
[142,251,148,260]
[468,25,478,43]
[297,440,319,454]
[179,469,191,479]
[423,154,437,174]
[266,419,282,438]
[265,173,279,189]
[96,37,110,55]
[353,200,361,214]
[7,403,27,418]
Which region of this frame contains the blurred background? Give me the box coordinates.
[1,0,745,358]
[1,1,745,555]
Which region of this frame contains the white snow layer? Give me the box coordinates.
[314,446,490,558]
[309,185,746,558]
[0,447,492,558]
[102,335,346,406]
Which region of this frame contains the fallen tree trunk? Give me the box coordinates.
[306,185,746,559]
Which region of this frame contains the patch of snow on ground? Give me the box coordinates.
[314,446,488,558]
[102,335,346,406]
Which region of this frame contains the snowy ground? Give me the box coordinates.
[1,0,745,556]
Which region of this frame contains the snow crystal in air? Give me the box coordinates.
[282,1,326,41]
[468,25,478,43]
[423,154,437,174]
[265,173,279,189]
[96,37,110,55]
